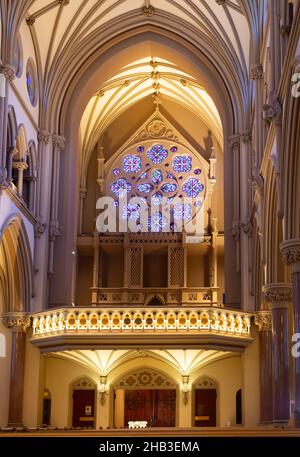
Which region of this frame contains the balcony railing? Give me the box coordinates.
[31,307,252,339]
[91,287,220,307]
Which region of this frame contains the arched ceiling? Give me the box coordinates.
[49,349,233,377]
[80,57,223,167]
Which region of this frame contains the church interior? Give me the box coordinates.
[0,0,300,435]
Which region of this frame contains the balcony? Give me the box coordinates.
[30,306,253,351]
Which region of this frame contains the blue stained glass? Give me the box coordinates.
[111,178,131,196]
[173,203,192,221]
[161,183,177,193]
[148,212,167,232]
[137,183,153,194]
[173,155,192,173]
[151,169,163,184]
[166,172,176,180]
[170,146,178,152]
[194,200,202,207]
[139,171,148,179]
[194,168,201,175]
[113,168,120,175]
[147,144,168,164]
[182,178,204,197]
[122,203,140,220]
[137,146,144,152]
[151,192,163,206]
[123,155,142,173]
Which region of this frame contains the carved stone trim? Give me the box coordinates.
[254,311,272,332]
[250,64,264,80]
[263,100,282,125]
[49,219,61,241]
[2,313,31,332]
[194,376,217,389]
[280,239,300,266]
[143,5,155,17]
[34,219,46,239]
[115,369,175,389]
[231,221,241,241]
[263,283,293,307]
[134,117,178,142]
[228,134,240,149]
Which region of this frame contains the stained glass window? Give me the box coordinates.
[148,212,167,232]
[111,178,132,196]
[123,155,142,173]
[122,203,140,220]
[13,35,23,78]
[173,155,192,173]
[137,183,153,194]
[161,183,177,193]
[173,203,192,221]
[182,178,204,198]
[147,144,168,164]
[151,169,163,184]
[26,59,38,106]
[151,192,163,206]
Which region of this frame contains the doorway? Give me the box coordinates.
[71,378,96,428]
[124,389,176,427]
[194,388,217,426]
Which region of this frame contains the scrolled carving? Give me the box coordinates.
[254,311,272,332]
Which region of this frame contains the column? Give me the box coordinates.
[254,311,274,423]
[228,135,240,273]
[12,161,28,197]
[250,64,264,166]
[0,64,15,185]
[281,239,300,427]
[263,283,293,424]
[92,232,99,304]
[211,217,218,305]
[3,313,31,427]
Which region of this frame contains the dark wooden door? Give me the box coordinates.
[124,389,176,427]
[72,389,95,428]
[194,389,216,427]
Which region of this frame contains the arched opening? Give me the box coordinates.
[236,388,242,425]
[70,377,96,428]
[113,368,177,428]
[193,376,217,427]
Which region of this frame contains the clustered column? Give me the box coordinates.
[281,239,300,427]
[3,313,31,426]
[263,283,293,424]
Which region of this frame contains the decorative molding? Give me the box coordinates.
[143,5,155,17]
[280,25,291,38]
[280,239,300,266]
[115,369,175,389]
[134,117,179,142]
[240,130,252,143]
[38,130,51,144]
[52,135,66,150]
[0,63,15,82]
[231,221,241,241]
[254,311,272,332]
[26,16,35,26]
[194,376,217,389]
[250,64,263,80]
[262,283,293,306]
[2,313,31,332]
[72,377,95,390]
[251,167,264,196]
[242,220,253,237]
[215,0,226,4]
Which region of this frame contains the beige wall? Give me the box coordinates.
[42,350,258,429]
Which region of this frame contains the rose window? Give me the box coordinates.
[107,140,206,231]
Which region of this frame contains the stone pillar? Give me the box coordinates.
[281,239,300,427]
[0,64,15,186]
[228,134,240,273]
[12,161,28,197]
[263,283,293,424]
[92,232,99,304]
[3,313,31,427]
[254,311,273,423]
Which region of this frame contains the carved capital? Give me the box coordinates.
[79,188,87,199]
[251,167,264,196]
[254,311,272,332]
[0,63,15,82]
[34,219,46,239]
[231,221,241,241]
[240,130,252,143]
[2,313,31,332]
[38,130,51,144]
[280,239,300,269]
[228,134,240,149]
[52,135,66,150]
[263,100,282,125]
[280,25,291,37]
[263,283,293,307]
[26,16,35,26]
[250,64,264,80]
[242,220,253,237]
[49,220,62,241]
[12,161,28,171]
